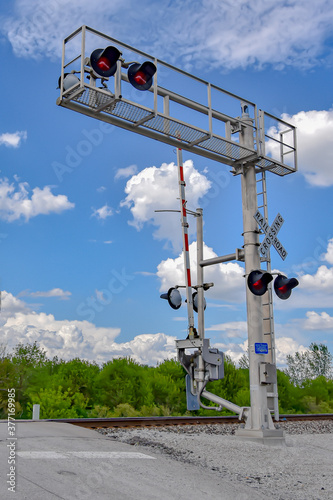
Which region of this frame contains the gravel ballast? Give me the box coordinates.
[98,420,333,500]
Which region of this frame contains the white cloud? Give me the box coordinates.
[21,288,71,300]
[2,1,332,70]
[157,240,245,302]
[114,165,138,180]
[299,265,333,292]
[274,239,333,309]
[213,339,248,366]
[121,160,211,250]
[104,333,177,365]
[0,291,176,365]
[289,265,333,308]
[0,178,74,221]
[274,337,307,367]
[202,328,308,368]
[0,131,27,148]
[91,204,113,220]
[322,238,333,264]
[206,321,247,338]
[267,109,333,187]
[271,263,333,310]
[0,289,326,368]
[0,0,128,61]
[222,336,308,368]
[0,291,31,318]
[163,0,333,71]
[302,311,333,330]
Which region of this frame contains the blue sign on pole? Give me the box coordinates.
[255,342,269,354]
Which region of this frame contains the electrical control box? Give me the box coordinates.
[259,362,277,385]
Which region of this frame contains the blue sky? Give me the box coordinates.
[0,0,333,367]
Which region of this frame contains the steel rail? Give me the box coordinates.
[44,413,333,429]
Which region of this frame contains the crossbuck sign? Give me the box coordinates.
[254,210,287,261]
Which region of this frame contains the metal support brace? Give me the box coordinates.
[200,248,244,267]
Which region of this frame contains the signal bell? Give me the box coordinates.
[128,61,156,91]
[58,73,80,91]
[90,46,121,78]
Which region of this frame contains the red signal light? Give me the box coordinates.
[128,61,156,91]
[247,270,273,296]
[97,56,112,72]
[90,46,121,78]
[278,284,288,294]
[253,279,263,292]
[248,271,299,300]
[133,71,147,86]
[274,275,299,300]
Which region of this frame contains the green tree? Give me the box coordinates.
[7,342,52,415]
[285,351,311,386]
[96,358,151,409]
[0,356,23,418]
[301,376,333,413]
[11,341,48,367]
[49,358,100,402]
[238,352,249,369]
[154,359,187,413]
[307,343,333,379]
[276,369,307,414]
[286,343,333,386]
[26,386,89,418]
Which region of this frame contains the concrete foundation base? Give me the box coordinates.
[235,427,286,446]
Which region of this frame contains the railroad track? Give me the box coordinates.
[47,413,333,429]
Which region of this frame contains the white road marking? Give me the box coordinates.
[17,451,156,459]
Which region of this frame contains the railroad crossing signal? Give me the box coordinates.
[247,270,273,296]
[58,27,299,444]
[254,210,287,260]
[90,46,121,78]
[248,270,299,299]
[274,274,299,300]
[160,287,182,310]
[128,61,156,91]
[88,45,157,91]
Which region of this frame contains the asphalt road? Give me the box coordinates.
[0,421,266,500]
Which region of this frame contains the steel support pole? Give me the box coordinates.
[177,148,195,337]
[196,208,204,339]
[235,107,284,444]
